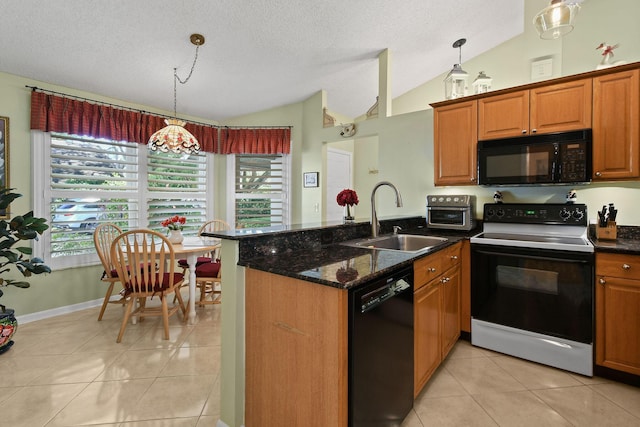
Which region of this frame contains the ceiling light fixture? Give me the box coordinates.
[533,0,581,40]
[444,38,468,100]
[149,33,205,154]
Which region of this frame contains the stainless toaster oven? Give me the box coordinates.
[426,195,475,231]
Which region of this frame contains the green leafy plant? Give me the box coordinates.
[0,188,51,312]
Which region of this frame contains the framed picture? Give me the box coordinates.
[0,116,8,219]
[303,172,319,188]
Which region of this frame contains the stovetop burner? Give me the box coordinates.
[471,203,594,253]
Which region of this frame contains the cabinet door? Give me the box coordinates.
[441,268,461,359]
[478,90,529,140]
[414,281,441,397]
[593,69,640,180]
[434,100,478,186]
[530,79,592,134]
[595,275,640,375]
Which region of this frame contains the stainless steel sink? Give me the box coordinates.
[341,234,448,253]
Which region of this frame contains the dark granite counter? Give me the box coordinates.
[590,225,640,255]
[203,216,480,290]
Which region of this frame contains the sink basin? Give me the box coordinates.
[341,234,448,253]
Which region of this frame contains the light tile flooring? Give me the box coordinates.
[403,341,640,427]
[2,299,640,427]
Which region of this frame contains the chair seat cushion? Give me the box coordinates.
[195,261,221,278]
[124,272,184,294]
[178,256,212,268]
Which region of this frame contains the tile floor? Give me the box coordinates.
[2,299,640,427]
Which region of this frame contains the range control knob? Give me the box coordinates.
[572,209,584,221]
[559,208,571,221]
[496,209,505,218]
[486,209,495,218]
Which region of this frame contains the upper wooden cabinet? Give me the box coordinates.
[433,100,478,186]
[478,79,592,140]
[592,69,640,180]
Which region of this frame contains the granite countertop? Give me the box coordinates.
[205,216,479,290]
[242,237,465,290]
[590,225,640,255]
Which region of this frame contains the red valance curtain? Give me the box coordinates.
[30,91,218,153]
[220,127,291,154]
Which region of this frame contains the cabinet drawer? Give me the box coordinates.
[440,243,461,272]
[414,252,442,290]
[597,253,640,281]
[414,243,462,290]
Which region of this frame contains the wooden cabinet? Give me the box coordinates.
[433,100,478,186]
[245,269,348,427]
[595,252,640,376]
[478,79,592,140]
[592,69,640,180]
[413,242,461,396]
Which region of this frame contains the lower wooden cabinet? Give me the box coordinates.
[595,252,640,376]
[413,242,461,396]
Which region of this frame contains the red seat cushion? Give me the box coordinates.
[195,261,221,278]
[124,272,184,294]
[178,256,212,268]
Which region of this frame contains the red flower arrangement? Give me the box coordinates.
[161,215,186,231]
[336,189,359,207]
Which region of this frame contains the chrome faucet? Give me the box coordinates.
[370,181,403,238]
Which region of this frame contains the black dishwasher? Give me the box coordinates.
[349,265,414,427]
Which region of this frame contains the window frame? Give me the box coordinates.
[32,131,215,270]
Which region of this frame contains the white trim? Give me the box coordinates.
[16,298,103,324]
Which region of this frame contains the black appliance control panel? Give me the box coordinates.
[483,203,588,226]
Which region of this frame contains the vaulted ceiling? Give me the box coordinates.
[0,0,524,121]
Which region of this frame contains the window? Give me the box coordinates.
[229,154,290,229]
[32,132,213,269]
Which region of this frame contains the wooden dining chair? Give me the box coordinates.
[93,223,126,321]
[177,219,230,271]
[111,229,186,342]
[195,259,222,305]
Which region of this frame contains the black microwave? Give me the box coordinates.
[477,129,592,186]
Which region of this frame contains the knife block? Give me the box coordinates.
[596,221,617,240]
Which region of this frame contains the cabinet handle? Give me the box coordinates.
[599,278,606,285]
[622,264,631,270]
[595,171,602,177]
[441,277,450,283]
[450,255,458,260]
[531,128,537,133]
[427,267,436,272]
[470,177,475,182]
[521,129,527,134]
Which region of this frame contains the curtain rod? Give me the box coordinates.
[25,85,292,130]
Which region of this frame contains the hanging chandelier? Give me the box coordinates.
[533,0,581,40]
[443,38,468,100]
[149,33,204,154]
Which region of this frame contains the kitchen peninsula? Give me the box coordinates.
[204,216,473,427]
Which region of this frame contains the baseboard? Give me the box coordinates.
[16,298,103,324]
[217,420,244,427]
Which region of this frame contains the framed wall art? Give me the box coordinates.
[0,116,8,219]
[303,172,319,188]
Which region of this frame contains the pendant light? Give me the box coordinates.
[149,34,204,154]
[443,38,468,100]
[533,0,581,40]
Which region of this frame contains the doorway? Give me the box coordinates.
[326,147,353,221]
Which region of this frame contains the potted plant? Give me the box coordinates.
[0,188,50,354]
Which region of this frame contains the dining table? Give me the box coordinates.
[171,235,221,324]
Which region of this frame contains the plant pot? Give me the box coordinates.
[167,229,184,244]
[0,308,17,355]
[344,205,355,222]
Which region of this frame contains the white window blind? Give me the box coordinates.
[34,132,212,269]
[234,154,289,228]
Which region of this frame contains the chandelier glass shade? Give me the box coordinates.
[148,34,204,154]
[149,119,201,154]
[533,0,580,40]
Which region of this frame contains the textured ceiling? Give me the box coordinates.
[0,0,524,121]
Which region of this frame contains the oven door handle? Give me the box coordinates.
[472,248,592,264]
